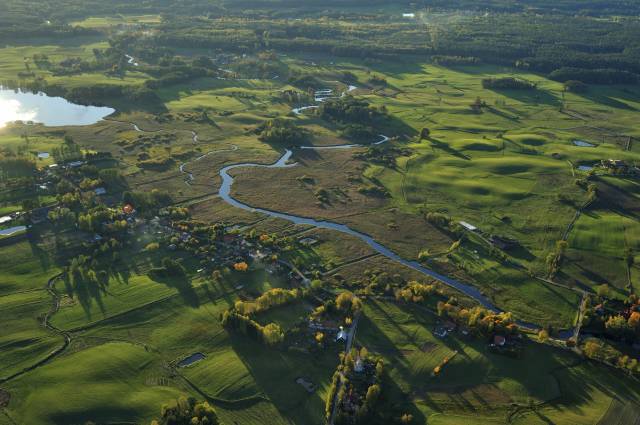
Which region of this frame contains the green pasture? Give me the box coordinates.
[0,290,62,379]
[254,300,312,331]
[4,342,183,425]
[358,299,640,424]
[70,15,163,28]
[50,273,188,331]
[564,209,640,291]
[0,240,60,296]
[79,280,337,425]
[448,236,580,329]
[0,130,65,165]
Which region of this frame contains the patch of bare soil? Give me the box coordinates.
[0,389,10,407]
[421,342,437,353]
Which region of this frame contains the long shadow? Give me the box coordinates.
[149,273,200,308]
[574,263,610,285]
[228,334,331,425]
[427,137,471,160]
[65,273,92,321]
[547,360,640,415]
[490,88,561,108]
[363,59,431,80]
[294,147,323,164]
[27,232,51,271]
[536,280,579,310]
[485,105,519,121]
[580,90,638,111]
[508,245,536,262]
[377,369,428,424]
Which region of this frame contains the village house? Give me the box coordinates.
[336,327,348,343]
[459,221,477,232]
[492,335,506,347]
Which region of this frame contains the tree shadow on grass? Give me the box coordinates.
[60,273,107,322]
[579,90,638,111]
[490,88,561,108]
[149,273,200,308]
[228,334,332,425]
[294,147,323,165]
[507,245,537,262]
[27,233,52,272]
[427,137,471,160]
[547,360,640,417]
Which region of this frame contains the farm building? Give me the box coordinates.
[459,221,477,231]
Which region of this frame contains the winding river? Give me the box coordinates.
[216,141,574,335]
[132,83,574,337]
[217,137,503,307]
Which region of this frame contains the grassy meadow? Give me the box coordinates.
[358,299,640,425]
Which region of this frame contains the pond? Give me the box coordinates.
[0,88,115,128]
[0,225,27,236]
[573,140,596,147]
[177,352,206,367]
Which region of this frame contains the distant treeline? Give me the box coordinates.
[549,67,639,85]
[4,0,640,24]
[3,0,640,85]
[146,13,640,84]
[481,77,537,90]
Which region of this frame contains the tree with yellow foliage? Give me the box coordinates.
[233,261,249,272]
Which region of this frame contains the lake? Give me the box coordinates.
[0,88,115,128]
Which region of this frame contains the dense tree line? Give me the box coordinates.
[481,77,536,90]
[258,119,308,146]
[151,396,219,425]
[549,67,639,84]
[234,287,302,315]
[221,310,285,346]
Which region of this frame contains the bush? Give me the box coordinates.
[481,77,536,90]
[258,119,308,146]
[564,80,588,93]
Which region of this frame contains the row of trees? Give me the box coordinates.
[258,118,308,146]
[151,396,219,425]
[221,310,285,346]
[437,300,519,337]
[481,77,537,90]
[549,67,639,84]
[234,287,302,315]
[319,97,386,126]
[395,281,438,304]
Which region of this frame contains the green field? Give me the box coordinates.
[2,4,640,423]
[358,299,640,424]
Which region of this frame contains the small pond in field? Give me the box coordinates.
[0,226,27,236]
[177,352,205,367]
[573,140,596,147]
[0,88,115,128]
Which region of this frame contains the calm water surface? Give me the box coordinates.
[0,88,114,128]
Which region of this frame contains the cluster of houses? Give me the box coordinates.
[601,159,640,175]
[0,212,21,227]
[433,319,522,356]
